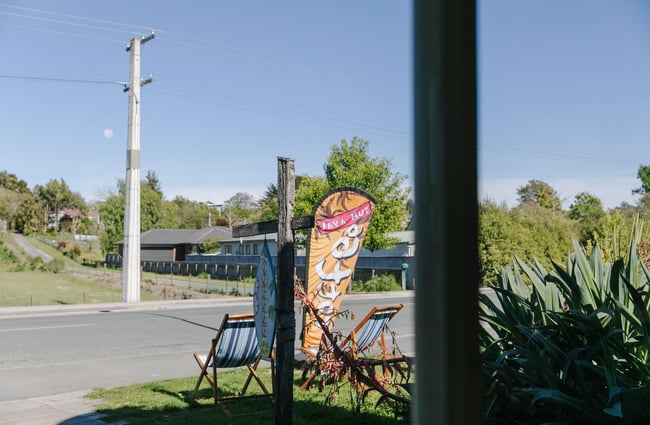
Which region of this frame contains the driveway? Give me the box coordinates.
[8,233,54,263]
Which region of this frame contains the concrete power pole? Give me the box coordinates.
[123,33,154,303]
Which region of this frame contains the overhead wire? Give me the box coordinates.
[0,3,409,140]
[0,3,151,33]
[0,74,126,86]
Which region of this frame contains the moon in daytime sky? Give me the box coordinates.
[103,128,113,139]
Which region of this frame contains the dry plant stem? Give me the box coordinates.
[295,286,413,406]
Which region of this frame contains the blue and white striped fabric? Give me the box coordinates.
[215,318,260,368]
[352,310,396,351]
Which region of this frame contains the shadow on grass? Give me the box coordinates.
[66,376,407,425]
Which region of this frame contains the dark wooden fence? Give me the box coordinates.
[104,253,415,288]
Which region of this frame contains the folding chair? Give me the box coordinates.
[193,313,274,415]
[300,304,404,390]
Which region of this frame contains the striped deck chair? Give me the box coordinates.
[341,304,404,355]
[300,304,403,391]
[193,313,274,415]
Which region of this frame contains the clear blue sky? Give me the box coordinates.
[0,1,648,210]
[479,1,650,209]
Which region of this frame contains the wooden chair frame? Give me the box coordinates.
[193,313,274,415]
[300,304,404,391]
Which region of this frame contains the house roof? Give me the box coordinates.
[117,226,232,246]
[61,207,83,218]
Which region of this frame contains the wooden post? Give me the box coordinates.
[232,161,313,425]
[276,157,295,425]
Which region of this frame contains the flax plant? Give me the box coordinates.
[481,223,650,424]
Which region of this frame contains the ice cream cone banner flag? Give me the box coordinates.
[301,188,375,354]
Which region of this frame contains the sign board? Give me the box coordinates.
[253,240,277,358]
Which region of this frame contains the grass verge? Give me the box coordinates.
[0,270,159,306]
[88,368,407,424]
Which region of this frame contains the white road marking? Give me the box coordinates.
[0,324,93,332]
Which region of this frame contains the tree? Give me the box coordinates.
[633,165,650,195]
[479,199,575,285]
[171,196,209,229]
[14,192,45,235]
[141,183,163,231]
[0,171,30,193]
[516,179,562,212]
[258,183,279,221]
[223,192,259,228]
[34,178,85,232]
[568,192,605,244]
[144,170,162,194]
[296,137,410,251]
[98,186,125,254]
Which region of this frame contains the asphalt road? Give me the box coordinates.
[0,292,414,402]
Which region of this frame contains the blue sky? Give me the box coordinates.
[478,1,650,209]
[0,2,648,210]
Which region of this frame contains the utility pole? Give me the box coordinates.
[123,32,154,303]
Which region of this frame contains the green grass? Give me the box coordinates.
[27,235,81,267]
[0,270,159,306]
[88,368,407,424]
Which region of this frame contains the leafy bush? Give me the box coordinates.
[29,256,44,271]
[479,200,575,286]
[199,237,221,254]
[481,234,650,424]
[0,238,19,268]
[353,274,401,292]
[43,259,65,273]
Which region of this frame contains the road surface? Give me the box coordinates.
[0,292,414,402]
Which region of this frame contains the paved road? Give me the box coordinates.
[0,292,414,402]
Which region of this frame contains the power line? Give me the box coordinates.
[0,3,153,34]
[0,74,126,86]
[0,22,124,44]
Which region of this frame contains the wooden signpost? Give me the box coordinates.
[232,157,313,425]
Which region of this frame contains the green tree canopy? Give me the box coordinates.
[568,192,606,244]
[34,178,86,232]
[633,164,650,195]
[0,171,30,194]
[98,185,125,254]
[516,179,562,212]
[295,137,410,251]
[171,196,210,229]
[14,192,45,235]
[258,183,279,221]
[479,199,575,285]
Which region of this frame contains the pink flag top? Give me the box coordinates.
[315,201,373,234]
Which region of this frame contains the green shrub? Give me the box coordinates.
[353,274,401,292]
[29,256,44,271]
[481,232,650,424]
[44,259,65,273]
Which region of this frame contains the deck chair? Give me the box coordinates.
[300,304,404,391]
[193,313,274,415]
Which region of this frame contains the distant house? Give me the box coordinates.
[217,233,281,257]
[116,226,232,262]
[215,230,414,259]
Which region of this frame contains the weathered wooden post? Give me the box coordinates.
[276,157,295,425]
[232,158,314,425]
